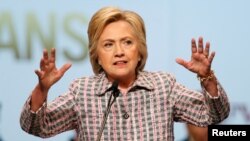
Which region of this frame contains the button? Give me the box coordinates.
[123,112,129,119]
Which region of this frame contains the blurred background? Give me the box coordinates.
[0,0,250,140]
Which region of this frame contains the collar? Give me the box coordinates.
[95,71,155,96]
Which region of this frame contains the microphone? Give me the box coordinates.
[96,80,120,141]
[97,80,119,97]
[110,80,119,98]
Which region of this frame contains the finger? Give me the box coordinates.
[35,70,43,79]
[40,49,49,70]
[204,42,210,58]
[43,49,48,60]
[198,37,203,53]
[191,38,197,53]
[59,63,72,76]
[175,58,189,69]
[50,48,56,63]
[43,49,49,66]
[208,51,215,64]
[40,58,45,70]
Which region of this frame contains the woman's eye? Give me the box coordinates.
[124,40,133,46]
[104,43,113,48]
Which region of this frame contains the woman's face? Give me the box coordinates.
[97,20,140,82]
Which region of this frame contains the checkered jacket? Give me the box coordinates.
[20,71,230,141]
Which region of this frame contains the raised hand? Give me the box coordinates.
[35,48,72,92]
[176,37,215,77]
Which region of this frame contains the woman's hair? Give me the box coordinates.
[88,6,148,74]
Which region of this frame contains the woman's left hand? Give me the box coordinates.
[176,37,215,77]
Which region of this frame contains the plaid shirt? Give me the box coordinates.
[20,71,230,141]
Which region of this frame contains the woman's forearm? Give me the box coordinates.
[30,84,49,112]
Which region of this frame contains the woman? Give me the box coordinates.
[20,6,230,141]
[185,124,208,141]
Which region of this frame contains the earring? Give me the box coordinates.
[98,60,101,65]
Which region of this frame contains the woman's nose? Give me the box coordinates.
[114,44,125,57]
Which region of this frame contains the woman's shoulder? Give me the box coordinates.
[72,73,104,82]
[140,70,176,81]
[137,71,177,91]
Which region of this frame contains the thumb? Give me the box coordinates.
[176,58,185,66]
[35,70,43,79]
[175,58,189,69]
[59,63,72,75]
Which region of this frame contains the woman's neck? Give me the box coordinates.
[112,75,136,95]
[106,72,137,94]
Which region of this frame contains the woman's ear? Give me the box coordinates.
[138,57,141,61]
[98,59,102,65]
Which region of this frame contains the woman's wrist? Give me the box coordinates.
[198,70,218,97]
[197,70,215,83]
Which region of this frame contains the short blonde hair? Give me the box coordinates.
[88,6,148,74]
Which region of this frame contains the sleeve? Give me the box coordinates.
[19,79,80,138]
[168,74,230,127]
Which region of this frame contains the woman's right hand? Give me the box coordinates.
[31,48,71,111]
[35,48,72,93]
